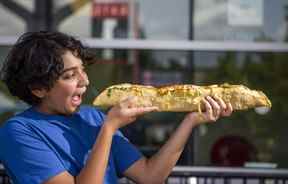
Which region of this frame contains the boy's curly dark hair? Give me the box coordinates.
[1,31,93,105]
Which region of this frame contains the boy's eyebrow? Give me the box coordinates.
[61,67,78,74]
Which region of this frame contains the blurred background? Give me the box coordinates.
[0,0,288,170]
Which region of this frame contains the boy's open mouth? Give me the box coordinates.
[71,91,84,106]
[71,88,86,107]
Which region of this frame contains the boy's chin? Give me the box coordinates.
[63,106,81,116]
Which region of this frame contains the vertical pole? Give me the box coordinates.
[285,6,288,41]
[129,0,140,83]
[33,0,54,31]
[91,0,103,38]
[187,0,195,166]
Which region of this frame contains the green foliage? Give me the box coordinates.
[204,51,288,166]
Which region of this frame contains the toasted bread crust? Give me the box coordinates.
[93,83,272,112]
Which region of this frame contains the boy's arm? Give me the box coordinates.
[44,98,157,184]
[124,96,233,184]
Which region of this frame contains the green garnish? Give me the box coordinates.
[107,88,112,97]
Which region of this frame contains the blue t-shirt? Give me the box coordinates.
[0,106,142,184]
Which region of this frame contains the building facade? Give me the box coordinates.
[0,0,288,168]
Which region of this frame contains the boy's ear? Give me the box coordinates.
[31,88,47,98]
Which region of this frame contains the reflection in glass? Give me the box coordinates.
[0,2,26,36]
[84,49,288,168]
[58,0,189,40]
[194,0,288,42]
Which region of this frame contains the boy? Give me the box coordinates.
[0,31,233,184]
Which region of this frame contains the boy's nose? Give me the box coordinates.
[78,72,89,87]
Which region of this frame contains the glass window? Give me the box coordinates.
[83,49,288,168]
[58,0,189,39]
[57,0,93,37]
[1,0,287,43]
[136,0,189,40]
[1,43,288,168]
[192,51,288,168]
[58,0,288,42]
[59,0,189,39]
[0,2,26,36]
[0,46,26,123]
[1,0,288,170]
[14,0,34,12]
[194,0,288,42]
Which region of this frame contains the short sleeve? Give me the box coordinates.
[78,106,106,126]
[0,121,66,184]
[111,131,143,176]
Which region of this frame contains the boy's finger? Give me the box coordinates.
[206,96,220,118]
[222,103,233,116]
[127,106,158,117]
[120,96,137,108]
[202,98,213,119]
[213,95,227,110]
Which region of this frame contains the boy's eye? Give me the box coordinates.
[62,72,76,79]
[60,66,86,80]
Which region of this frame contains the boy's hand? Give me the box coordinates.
[105,96,158,131]
[183,95,233,126]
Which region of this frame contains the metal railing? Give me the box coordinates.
[119,166,288,184]
[1,166,288,184]
[167,166,288,184]
[0,169,10,184]
[1,36,288,52]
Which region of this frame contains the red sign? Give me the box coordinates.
[92,3,129,18]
